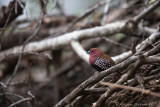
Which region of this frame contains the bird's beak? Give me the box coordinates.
[87,51,91,54]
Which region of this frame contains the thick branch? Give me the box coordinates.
[71,40,89,63]
[0,21,154,61]
[0,22,125,57]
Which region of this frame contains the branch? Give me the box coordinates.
[71,40,89,63]
[113,27,160,64]
[0,52,52,62]
[0,22,125,57]
[102,37,130,49]
[9,98,32,107]
[94,52,160,106]
[133,0,160,23]
[54,53,148,107]
[69,1,106,26]
[0,0,24,28]
[5,0,48,87]
[0,21,153,61]
[55,28,160,107]
[5,92,24,99]
[81,88,107,95]
[94,57,142,107]
[100,82,160,98]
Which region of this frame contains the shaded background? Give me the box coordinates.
[0,0,160,107]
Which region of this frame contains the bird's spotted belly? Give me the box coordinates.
[93,57,111,71]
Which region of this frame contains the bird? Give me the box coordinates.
[87,48,115,72]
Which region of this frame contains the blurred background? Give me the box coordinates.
[0,0,160,107]
[0,0,101,19]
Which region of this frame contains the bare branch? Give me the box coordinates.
[94,57,142,107]
[0,0,24,28]
[102,37,130,50]
[5,92,24,99]
[100,81,160,98]
[54,52,147,107]
[0,21,153,61]
[5,0,48,87]
[71,40,89,63]
[55,26,160,106]
[9,97,32,107]
[69,1,107,26]
[133,0,160,23]
[0,52,52,63]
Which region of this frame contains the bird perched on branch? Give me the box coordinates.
[87,48,115,72]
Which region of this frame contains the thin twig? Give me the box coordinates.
[0,52,52,63]
[102,37,130,49]
[69,1,107,26]
[5,0,48,87]
[0,0,19,50]
[100,81,160,98]
[0,0,20,37]
[8,81,28,86]
[101,0,111,25]
[9,97,32,107]
[5,93,24,99]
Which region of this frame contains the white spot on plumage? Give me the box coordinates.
[94,57,111,70]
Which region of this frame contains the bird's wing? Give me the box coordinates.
[101,54,115,65]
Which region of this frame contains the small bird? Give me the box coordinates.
[87,48,115,72]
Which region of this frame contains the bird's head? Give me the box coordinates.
[87,48,103,57]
